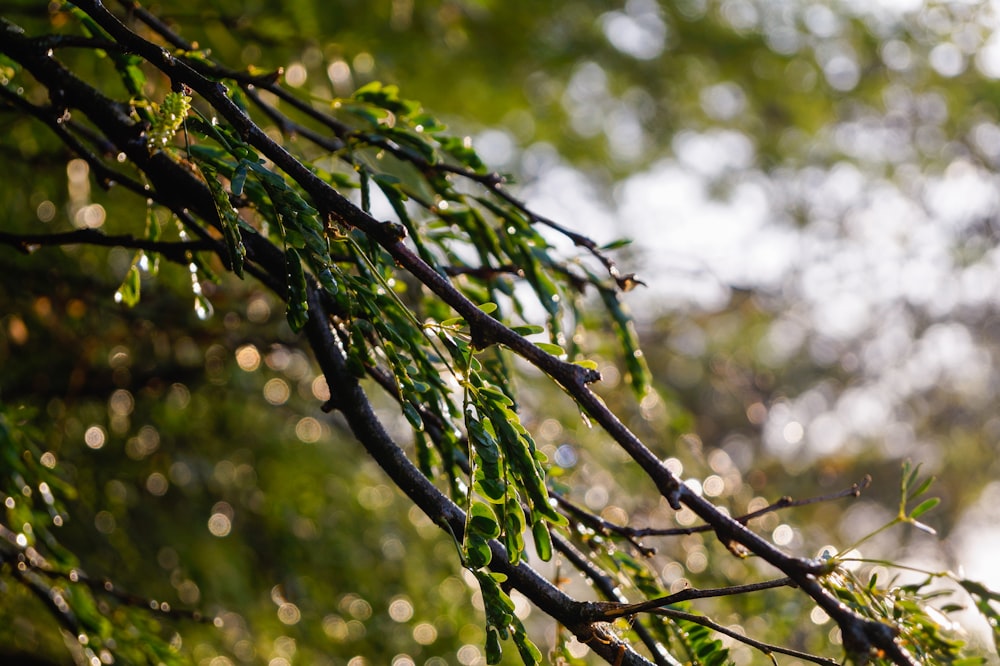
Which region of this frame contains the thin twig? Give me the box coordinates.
[632,476,872,538]
[587,578,795,621]
[649,606,840,666]
[554,493,656,556]
[0,230,213,263]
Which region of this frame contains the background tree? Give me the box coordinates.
[3,2,1000,665]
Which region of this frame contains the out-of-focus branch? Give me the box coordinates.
[0,230,213,264]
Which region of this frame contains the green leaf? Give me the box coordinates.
[535,342,565,356]
[910,497,940,520]
[317,267,339,295]
[231,160,249,196]
[114,262,141,307]
[464,534,492,569]
[402,401,424,431]
[469,502,501,539]
[202,165,246,278]
[512,624,542,665]
[908,474,936,502]
[599,286,650,396]
[479,386,513,407]
[531,520,552,562]
[437,134,486,172]
[474,478,507,503]
[600,238,633,251]
[485,627,502,665]
[358,168,372,213]
[285,248,309,331]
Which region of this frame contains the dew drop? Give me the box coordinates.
[194,295,213,321]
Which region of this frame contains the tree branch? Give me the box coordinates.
[300,284,655,665]
[0,6,923,664]
[0,229,213,264]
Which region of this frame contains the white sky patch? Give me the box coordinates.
[700,82,747,121]
[976,32,1000,78]
[474,128,516,169]
[518,125,1000,479]
[610,160,793,310]
[953,481,1000,648]
[521,141,998,330]
[599,0,668,61]
[524,165,618,248]
[924,159,999,231]
[673,129,755,177]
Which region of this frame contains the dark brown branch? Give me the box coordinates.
[0,20,222,252]
[300,285,654,666]
[0,84,146,196]
[551,533,676,666]
[118,0,192,51]
[27,34,125,53]
[0,230,213,264]
[241,85,345,152]
[442,263,524,279]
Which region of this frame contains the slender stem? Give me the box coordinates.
[650,607,840,666]
[588,578,795,621]
[0,230,213,263]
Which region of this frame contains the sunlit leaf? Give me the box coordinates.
[285,248,309,331]
[469,501,501,539]
[910,497,940,520]
[531,520,552,562]
[115,262,141,307]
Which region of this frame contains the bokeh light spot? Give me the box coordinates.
[263,378,290,405]
[235,345,261,372]
[208,511,232,537]
[388,596,413,622]
[84,425,106,450]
